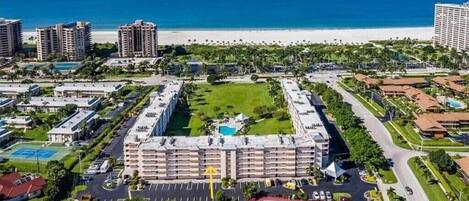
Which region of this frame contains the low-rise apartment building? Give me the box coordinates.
[414,112,469,138]
[0,128,11,145]
[47,110,98,143]
[379,85,443,112]
[0,98,15,112]
[0,84,40,99]
[433,76,468,94]
[17,96,101,112]
[123,80,330,181]
[2,116,33,128]
[54,82,124,98]
[355,74,428,88]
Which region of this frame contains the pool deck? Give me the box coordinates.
[214,118,244,137]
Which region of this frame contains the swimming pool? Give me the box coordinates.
[446,97,466,109]
[219,125,237,136]
[24,62,81,73]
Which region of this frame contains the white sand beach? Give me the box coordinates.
[23,27,433,45]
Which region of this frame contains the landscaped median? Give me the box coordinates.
[408,156,452,201]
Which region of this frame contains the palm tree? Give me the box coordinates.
[242,182,258,200]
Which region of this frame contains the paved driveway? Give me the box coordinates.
[129,165,373,201]
[306,73,427,201]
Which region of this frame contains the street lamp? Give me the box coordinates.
[36,144,45,173]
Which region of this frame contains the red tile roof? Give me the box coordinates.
[433,76,469,94]
[415,112,469,133]
[0,172,46,199]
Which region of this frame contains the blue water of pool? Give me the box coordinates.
[446,97,465,109]
[25,62,81,72]
[10,148,57,160]
[219,125,237,136]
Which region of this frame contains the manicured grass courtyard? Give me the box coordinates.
[166,83,293,136]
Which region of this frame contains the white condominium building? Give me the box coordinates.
[434,3,469,51]
[0,98,15,112]
[3,116,34,128]
[47,110,98,143]
[0,18,22,57]
[0,84,40,99]
[118,20,158,58]
[36,21,91,61]
[54,82,124,98]
[123,80,330,182]
[17,96,101,112]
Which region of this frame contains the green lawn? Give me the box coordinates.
[408,157,448,201]
[378,168,398,184]
[166,83,293,136]
[21,126,49,141]
[338,81,384,117]
[333,192,351,201]
[383,122,412,149]
[390,121,463,147]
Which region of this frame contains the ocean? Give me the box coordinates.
[0,0,466,31]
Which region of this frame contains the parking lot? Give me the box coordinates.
[129,166,375,201]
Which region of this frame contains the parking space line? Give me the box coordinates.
[192,197,195,201]
[205,197,208,201]
[202,183,205,190]
[155,183,159,191]
[186,197,189,201]
[179,198,182,201]
[173,184,177,190]
[196,183,199,190]
[198,197,201,201]
[160,184,164,190]
[167,184,171,190]
[257,181,261,189]
[159,198,163,201]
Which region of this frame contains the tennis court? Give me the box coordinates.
[1,143,70,162]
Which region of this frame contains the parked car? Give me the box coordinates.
[312,191,320,200]
[405,186,413,195]
[301,179,308,186]
[320,191,326,200]
[326,191,332,201]
[275,179,282,186]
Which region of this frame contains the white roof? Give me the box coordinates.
[0,98,14,107]
[235,113,249,121]
[4,116,32,125]
[125,81,183,141]
[104,58,158,67]
[140,134,315,151]
[18,96,100,108]
[0,84,39,93]
[48,110,97,135]
[323,162,346,178]
[281,79,329,140]
[54,82,124,93]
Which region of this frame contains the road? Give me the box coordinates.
[306,72,428,201]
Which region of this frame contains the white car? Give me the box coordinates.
[320,191,326,200]
[326,191,332,201]
[313,191,320,200]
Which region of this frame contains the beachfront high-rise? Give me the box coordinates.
[0,18,22,57]
[36,21,91,61]
[117,20,158,58]
[434,3,469,51]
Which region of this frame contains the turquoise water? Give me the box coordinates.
[219,126,236,136]
[446,97,465,109]
[1,0,465,30]
[25,62,81,72]
[10,148,57,160]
